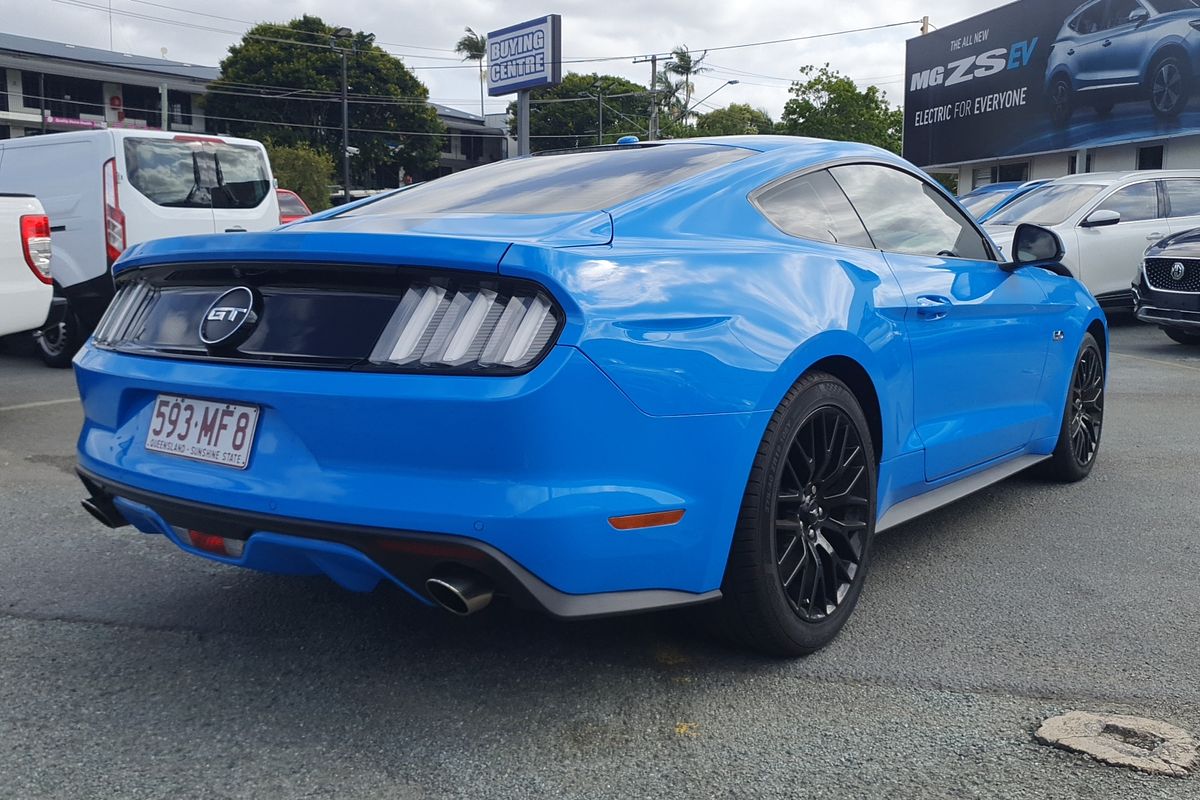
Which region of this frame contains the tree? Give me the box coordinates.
[693,103,774,136]
[265,142,334,212]
[205,16,445,188]
[665,45,709,121]
[777,65,903,153]
[455,27,487,119]
[507,73,649,152]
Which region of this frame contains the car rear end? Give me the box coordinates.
[0,195,55,338]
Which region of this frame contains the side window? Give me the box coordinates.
[1164,180,1200,218]
[1072,1,1107,33]
[829,163,993,261]
[754,169,873,248]
[1096,182,1160,222]
[1105,0,1143,28]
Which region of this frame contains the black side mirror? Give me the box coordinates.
[1002,223,1073,277]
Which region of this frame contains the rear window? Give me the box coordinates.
[959,192,1007,218]
[124,138,271,210]
[342,144,750,217]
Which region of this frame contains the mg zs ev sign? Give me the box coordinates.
[200,287,260,350]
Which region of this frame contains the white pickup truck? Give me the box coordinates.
[0,194,56,340]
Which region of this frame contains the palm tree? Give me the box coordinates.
[455,27,487,118]
[654,69,686,120]
[666,45,710,121]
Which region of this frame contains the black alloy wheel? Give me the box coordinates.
[1050,77,1073,126]
[1035,333,1105,482]
[1164,327,1200,345]
[773,407,870,622]
[709,372,877,657]
[1068,343,1104,468]
[1151,56,1189,118]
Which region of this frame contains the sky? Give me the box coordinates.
[15,0,1002,122]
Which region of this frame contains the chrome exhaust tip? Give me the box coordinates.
[425,571,494,616]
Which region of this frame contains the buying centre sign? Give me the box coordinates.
[486,15,562,96]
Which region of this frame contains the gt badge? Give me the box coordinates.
[199,286,261,350]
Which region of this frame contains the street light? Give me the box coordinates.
[331,27,355,204]
[678,79,739,123]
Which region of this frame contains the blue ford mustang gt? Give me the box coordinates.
[74,136,1107,655]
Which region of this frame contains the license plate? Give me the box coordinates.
[145,394,260,469]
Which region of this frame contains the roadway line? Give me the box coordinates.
[0,397,79,413]
[1111,351,1200,375]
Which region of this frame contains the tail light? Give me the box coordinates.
[103,157,126,266]
[369,279,562,373]
[19,214,52,284]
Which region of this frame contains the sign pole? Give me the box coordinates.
[517,90,531,156]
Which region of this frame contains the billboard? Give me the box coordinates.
[486,15,563,96]
[904,0,1200,167]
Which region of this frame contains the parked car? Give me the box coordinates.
[74,137,1106,656]
[1046,0,1200,125]
[1134,227,1200,343]
[985,170,1200,307]
[0,129,279,366]
[276,189,312,224]
[959,180,1051,222]
[0,194,58,339]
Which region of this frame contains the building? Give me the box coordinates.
[433,103,507,175]
[0,32,212,138]
[903,0,1200,191]
[0,33,507,181]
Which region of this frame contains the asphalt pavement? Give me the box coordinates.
[1,317,1198,799]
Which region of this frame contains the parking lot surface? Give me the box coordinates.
[1,318,1198,799]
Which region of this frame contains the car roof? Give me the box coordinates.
[1046,170,1200,187]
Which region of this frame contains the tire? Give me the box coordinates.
[1164,327,1200,345]
[1150,55,1190,118]
[708,372,877,657]
[1034,333,1105,483]
[1050,76,1073,126]
[33,308,80,368]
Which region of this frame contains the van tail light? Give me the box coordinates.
[102,157,126,266]
[19,214,53,284]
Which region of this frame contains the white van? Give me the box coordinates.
[0,129,279,365]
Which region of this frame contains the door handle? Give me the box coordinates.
[916,295,952,321]
[1102,39,1112,47]
[1146,232,1165,241]
[225,226,247,233]
[1067,48,1075,55]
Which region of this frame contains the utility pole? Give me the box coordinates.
[921,16,931,35]
[159,82,170,131]
[340,48,350,204]
[38,72,46,133]
[517,91,530,156]
[597,90,604,145]
[635,54,659,140]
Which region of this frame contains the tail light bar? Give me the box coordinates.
[369,279,561,373]
[19,214,52,284]
[103,157,126,266]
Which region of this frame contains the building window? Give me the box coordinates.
[0,126,10,140]
[972,167,992,189]
[167,90,192,126]
[22,72,104,119]
[1138,145,1164,170]
[441,134,454,154]
[120,84,162,128]
[996,161,1029,183]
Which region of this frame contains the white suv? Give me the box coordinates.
[984,170,1200,307]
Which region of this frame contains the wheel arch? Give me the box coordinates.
[1143,41,1191,91]
[806,355,884,467]
[1086,316,1108,367]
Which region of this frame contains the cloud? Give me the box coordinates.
[17,0,1001,120]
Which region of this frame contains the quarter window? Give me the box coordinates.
[1095,182,1160,222]
[754,170,873,248]
[1164,179,1200,218]
[830,164,993,261]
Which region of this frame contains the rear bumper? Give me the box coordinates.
[0,279,52,337]
[78,468,721,619]
[74,343,766,600]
